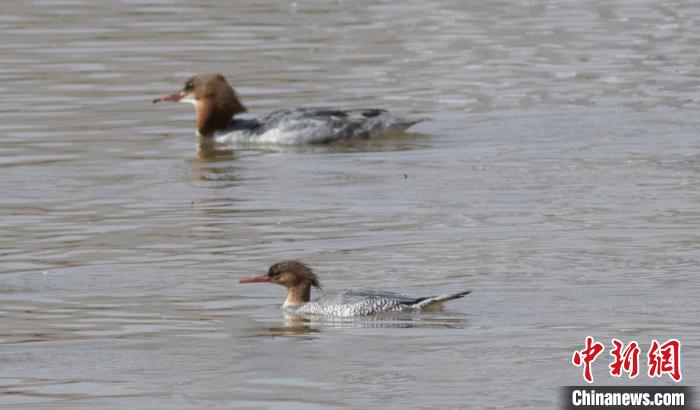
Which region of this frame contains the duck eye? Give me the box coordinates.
[268,268,280,278]
[184,81,194,90]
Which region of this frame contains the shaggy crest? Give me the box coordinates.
[268,260,321,289]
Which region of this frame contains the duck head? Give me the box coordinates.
[240,261,322,306]
[154,73,247,137]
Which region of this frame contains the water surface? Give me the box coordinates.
[1,1,699,408]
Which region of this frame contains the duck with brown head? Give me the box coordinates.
[240,261,321,308]
[239,261,471,317]
[154,73,247,138]
[154,73,418,143]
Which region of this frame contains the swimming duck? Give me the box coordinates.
[239,261,471,317]
[154,73,416,144]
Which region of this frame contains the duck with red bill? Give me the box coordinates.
[152,73,417,141]
[238,260,471,317]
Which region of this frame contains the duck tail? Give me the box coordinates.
[413,290,472,311]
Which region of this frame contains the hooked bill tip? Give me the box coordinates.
[153,93,182,104]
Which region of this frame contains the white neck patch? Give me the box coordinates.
[178,93,197,107]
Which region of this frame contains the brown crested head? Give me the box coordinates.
[155,73,247,137]
[266,260,321,290]
[189,73,247,137]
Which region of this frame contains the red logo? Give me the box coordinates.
[573,338,682,383]
[648,339,682,382]
[609,339,640,378]
[572,336,605,383]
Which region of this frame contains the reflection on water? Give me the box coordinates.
[193,130,426,182]
[277,311,469,334]
[238,311,470,340]
[202,129,427,156]
[195,138,236,163]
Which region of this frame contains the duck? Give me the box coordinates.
[153,73,417,144]
[239,261,471,317]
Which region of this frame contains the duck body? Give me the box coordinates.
[223,108,410,145]
[239,261,471,318]
[284,289,472,317]
[154,73,416,143]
